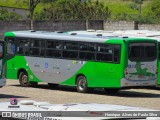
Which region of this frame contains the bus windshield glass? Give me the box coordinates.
[129,43,156,61]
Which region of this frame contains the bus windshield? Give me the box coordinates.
[129,43,156,61]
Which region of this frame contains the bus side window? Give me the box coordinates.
[96,44,113,62]
[79,52,95,60]
[17,39,29,55]
[114,48,119,63]
[30,48,39,56]
[29,39,45,57]
[39,40,45,57]
[79,42,96,61]
[6,37,16,58]
[62,42,78,59]
[46,50,61,58]
[114,45,120,63]
[47,41,61,49]
[46,40,61,58]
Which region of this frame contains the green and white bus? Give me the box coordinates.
[4,30,158,93]
[0,40,6,88]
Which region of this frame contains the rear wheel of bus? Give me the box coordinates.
[76,75,93,93]
[19,72,37,87]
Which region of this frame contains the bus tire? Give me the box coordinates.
[48,83,58,88]
[19,72,30,87]
[104,88,119,94]
[76,76,92,93]
[19,72,37,87]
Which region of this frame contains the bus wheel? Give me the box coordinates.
[19,72,38,87]
[19,72,37,87]
[76,76,92,93]
[104,88,119,94]
[48,83,58,88]
[19,72,30,87]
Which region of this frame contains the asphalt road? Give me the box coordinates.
[0,80,160,110]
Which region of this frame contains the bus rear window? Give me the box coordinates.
[129,43,156,61]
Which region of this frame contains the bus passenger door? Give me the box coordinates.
[6,37,16,59]
[5,37,16,79]
[0,41,6,87]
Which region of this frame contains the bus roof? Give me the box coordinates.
[117,30,160,37]
[112,30,160,42]
[68,30,116,37]
[68,30,160,42]
[4,30,156,43]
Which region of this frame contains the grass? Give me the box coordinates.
[92,0,152,20]
[0,0,28,9]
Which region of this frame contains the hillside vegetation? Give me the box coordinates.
[0,0,159,24]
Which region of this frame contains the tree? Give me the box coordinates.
[29,0,40,29]
[141,0,160,24]
[34,0,111,20]
[150,0,160,18]
[40,0,56,3]
[130,0,143,22]
[0,8,22,21]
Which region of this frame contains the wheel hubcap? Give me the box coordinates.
[79,79,86,90]
[22,75,28,84]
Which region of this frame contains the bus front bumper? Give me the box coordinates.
[121,78,156,87]
[0,78,6,88]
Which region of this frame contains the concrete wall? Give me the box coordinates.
[139,24,160,31]
[33,20,86,31]
[1,20,160,39]
[0,21,30,39]
[104,21,135,31]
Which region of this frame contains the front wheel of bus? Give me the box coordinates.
[76,76,92,93]
[19,72,37,87]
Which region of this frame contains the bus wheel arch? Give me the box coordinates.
[76,74,93,93]
[17,69,26,79]
[75,74,85,84]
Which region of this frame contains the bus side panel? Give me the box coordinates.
[93,42,126,88]
[60,60,123,88]
[60,61,95,86]
[90,42,125,88]
[61,42,126,88]
[25,57,86,84]
[6,57,18,79]
[93,63,122,88]
[7,56,30,80]
[7,56,42,82]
